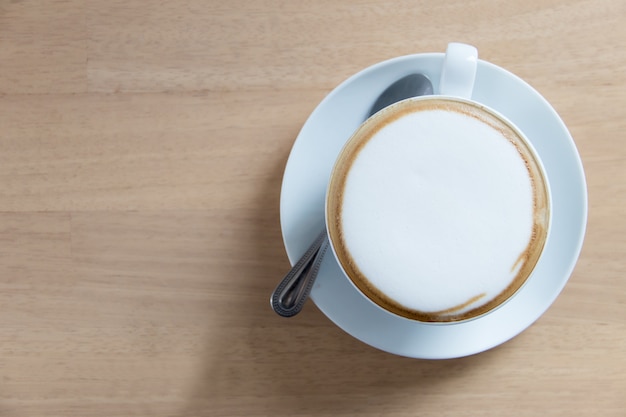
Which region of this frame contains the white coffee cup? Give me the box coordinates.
[325,43,551,323]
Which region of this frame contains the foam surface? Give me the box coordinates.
[340,107,534,318]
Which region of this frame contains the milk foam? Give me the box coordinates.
[340,106,535,318]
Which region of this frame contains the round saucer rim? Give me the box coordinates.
[279,53,587,359]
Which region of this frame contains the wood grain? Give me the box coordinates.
[0,1,624,416]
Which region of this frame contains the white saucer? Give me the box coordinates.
[279,53,588,359]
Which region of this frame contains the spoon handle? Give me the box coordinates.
[270,231,329,317]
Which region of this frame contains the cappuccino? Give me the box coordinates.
[326,98,549,322]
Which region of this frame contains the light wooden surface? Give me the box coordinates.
[0,1,624,416]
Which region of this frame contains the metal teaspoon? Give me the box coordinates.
[270,73,433,317]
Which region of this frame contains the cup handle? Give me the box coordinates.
[439,43,478,99]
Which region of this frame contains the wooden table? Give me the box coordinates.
[1,1,624,416]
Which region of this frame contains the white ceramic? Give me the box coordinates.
[279,50,587,359]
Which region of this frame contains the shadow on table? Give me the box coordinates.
[181,146,505,417]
